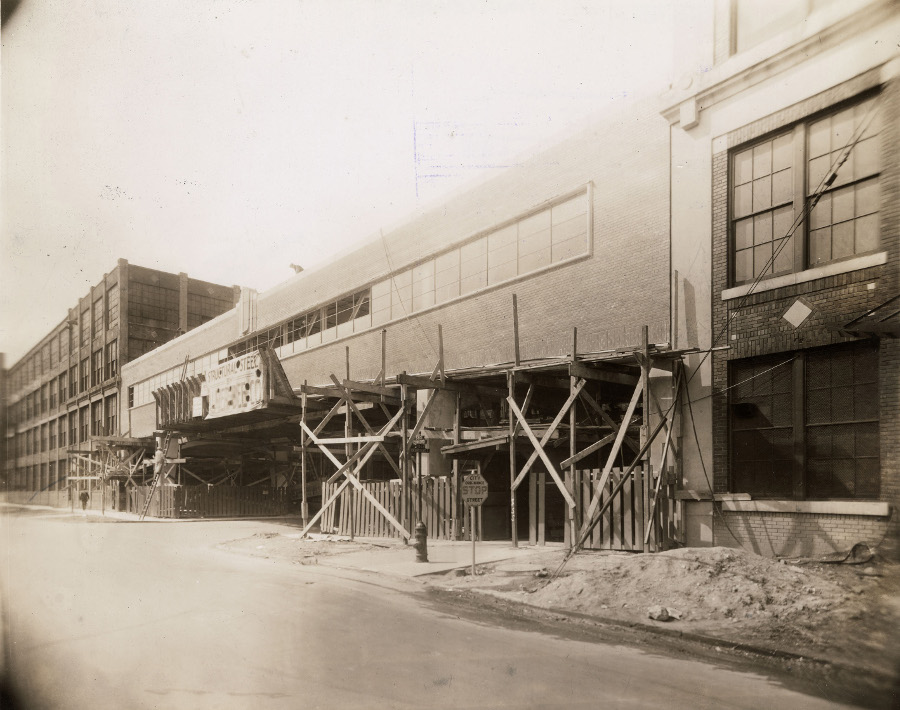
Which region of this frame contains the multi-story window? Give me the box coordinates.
[40,384,48,414]
[58,373,67,405]
[187,291,232,328]
[58,414,67,448]
[26,392,34,420]
[105,340,118,380]
[91,350,103,387]
[80,306,90,346]
[79,406,89,443]
[128,281,180,325]
[40,423,48,452]
[25,429,32,456]
[106,285,119,326]
[731,95,881,285]
[69,415,77,448]
[69,365,78,398]
[730,340,878,499]
[105,395,117,437]
[91,401,103,437]
[49,420,57,450]
[92,295,104,336]
[80,358,90,392]
[49,378,57,409]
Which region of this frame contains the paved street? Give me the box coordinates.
[1,509,859,709]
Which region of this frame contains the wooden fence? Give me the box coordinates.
[321,477,456,540]
[571,467,676,552]
[127,485,288,519]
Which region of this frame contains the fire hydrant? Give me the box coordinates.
[414,521,428,562]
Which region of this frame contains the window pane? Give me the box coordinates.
[487,224,518,284]
[460,238,487,295]
[831,185,854,224]
[854,136,879,178]
[734,149,753,185]
[517,210,551,274]
[855,213,879,253]
[390,269,412,317]
[772,168,792,205]
[371,280,391,326]
[772,133,793,171]
[434,251,460,303]
[735,249,753,283]
[753,212,772,245]
[831,222,853,259]
[412,260,435,311]
[733,183,752,218]
[807,154,830,192]
[735,218,753,250]
[856,178,879,216]
[752,176,772,212]
[753,243,772,278]
[809,227,831,265]
[808,117,830,159]
[752,142,771,178]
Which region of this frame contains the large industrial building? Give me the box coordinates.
[3,260,239,502]
[3,0,898,558]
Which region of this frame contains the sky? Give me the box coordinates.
[1,0,677,365]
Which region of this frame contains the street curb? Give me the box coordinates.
[449,585,896,685]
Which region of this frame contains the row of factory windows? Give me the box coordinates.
[12,395,118,458]
[11,460,68,492]
[127,190,590,409]
[10,342,118,426]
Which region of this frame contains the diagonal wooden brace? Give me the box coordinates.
[299,478,351,537]
[577,380,643,537]
[511,379,585,490]
[507,397,575,508]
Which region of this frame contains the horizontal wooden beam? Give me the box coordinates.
[396,374,507,399]
[342,379,402,404]
[298,384,388,406]
[569,361,639,387]
[441,435,509,455]
[515,372,570,389]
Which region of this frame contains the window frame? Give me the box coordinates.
[729,94,881,287]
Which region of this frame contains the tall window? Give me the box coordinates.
[79,406,89,442]
[730,340,879,499]
[92,296,104,335]
[80,358,89,392]
[69,365,78,397]
[49,378,57,409]
[80,307,90,346]
[105,395,117,437]
[91,350,103,386]
[69,415,77,448]
[59,372,67,404]
[106,285,119,326]
[91,401,103,436]
[731,95,881,285]
[49,420,57,450]
[41,384,48,413]
[59,414,67,448]
[105,340,118,380]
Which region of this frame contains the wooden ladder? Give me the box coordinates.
[139,355,189,521]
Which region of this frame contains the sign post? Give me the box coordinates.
[460,467,488,575]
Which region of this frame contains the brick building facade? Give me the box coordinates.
[3,260,238,493]
[665,0,899,556]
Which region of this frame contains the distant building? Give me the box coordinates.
[3,259,239,493]
[663,0,899,555]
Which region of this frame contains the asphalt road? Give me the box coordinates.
[1,508,859,710]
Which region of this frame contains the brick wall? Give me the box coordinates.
[715,511,890,557]
[709,71,899,556]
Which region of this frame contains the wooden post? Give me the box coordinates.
[568,328,578,548]
[512,294,520,367]
[538,471,546,545]
[529,469,537,545]
[301,381,309,527]
[346,348,355,540]
[508,371,517,547]
[452,391,460,540]
[380,329,387,385]
[641,325,651,553]
[400,378,409,540]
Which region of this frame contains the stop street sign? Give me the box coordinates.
[461,472,488,507]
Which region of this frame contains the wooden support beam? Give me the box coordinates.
[569,361,639,387]
[508,370,517,547]
[405,389,438,452]
[510,379,585,490]
[314,435,386,445]
[516,372,570,390]
[507,397,575,509]
[299,478,351,537]
[578,388,641,454]
[440,435,509,455]
[560,432,617,470]
[342,379,401,404]
[576,380,643,537]
[397,374,507,399]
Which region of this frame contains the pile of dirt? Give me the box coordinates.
[440,546,900,676]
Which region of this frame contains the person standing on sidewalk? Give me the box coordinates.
[79,490,90,511]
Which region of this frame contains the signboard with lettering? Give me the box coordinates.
[205,351,265,419]
[460,471,489,507]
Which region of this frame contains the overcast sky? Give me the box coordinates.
[1,0,677,364]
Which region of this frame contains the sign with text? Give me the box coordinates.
[460,471,488,507]
[205,351,265,419]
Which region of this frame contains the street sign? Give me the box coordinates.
[461,471,488,507]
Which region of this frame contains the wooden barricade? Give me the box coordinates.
[570,467,674,552]
[320,477,454,540]
[127,485,287,518]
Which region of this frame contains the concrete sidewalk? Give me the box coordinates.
[301,537,554,578]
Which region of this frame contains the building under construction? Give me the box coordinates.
[116,96,688,550]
